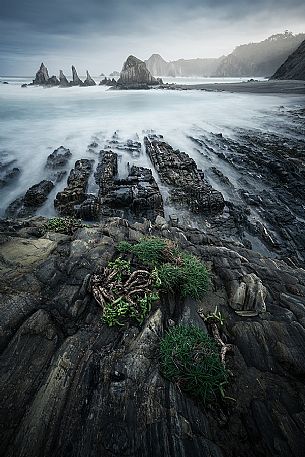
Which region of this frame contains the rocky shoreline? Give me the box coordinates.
[1,107,305,456]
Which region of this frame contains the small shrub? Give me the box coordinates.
[160,325,227,403]
[117,237,174,266]
[44,217,86,234]
[117,237,210,299]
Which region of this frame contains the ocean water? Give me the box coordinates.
[0,77,304,218]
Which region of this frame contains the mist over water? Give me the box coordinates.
[0,78,304,218]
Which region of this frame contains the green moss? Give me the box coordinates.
[160,325,227,403]
[117,237,171,266]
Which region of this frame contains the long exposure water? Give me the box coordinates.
[0,76,304,217]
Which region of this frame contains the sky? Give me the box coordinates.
[0,0,305,76]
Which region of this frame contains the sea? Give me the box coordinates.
[0,75,304,219]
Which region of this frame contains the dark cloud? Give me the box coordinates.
[0,0,304,75]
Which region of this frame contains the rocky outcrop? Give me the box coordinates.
[145,135,225,214]
[5,180,54,218]
[117,55,162,87]
[0,215,305,457]
[71,65,83,86]
[0,161,21,188]
[45,75,59,86]
[32,63,49,85]
[83,71,96,86]
[54,159,95,217]
[45,146,72,169]
[99,77,117,86]
[271,39,305,80]
[109,71,120,77]
[94,151,164,221]
[59,70,70,87]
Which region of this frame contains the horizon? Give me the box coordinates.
[0,29,304,78]
[1,0,305,76]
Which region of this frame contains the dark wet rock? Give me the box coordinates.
[5,180,54,218]
[32,63,49,85]
[145,135,224,214]
[0,215,305,457]
[71,65,83,86]
[54,159,94,217]
[21,84,27,88]
[94,150,164,222]
[83,71,96,86]
[2,81,9,84]
[0,167,21,188]
[59,70,70,87]
[117,55,163,87]
[46,146,72,169]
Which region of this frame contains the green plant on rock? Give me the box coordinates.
[44,217,86,234]
[160,325,228,404]
[118,237,210,299]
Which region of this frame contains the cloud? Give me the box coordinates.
[0,0,304,75]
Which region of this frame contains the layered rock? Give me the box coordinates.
[95,150,164,221]
[0,161,21,188]
[117,55,162,87]
[54,159,95,217]
[45,146,72,169]
[271,39,305,80]
[71,65,83,86]
[83,71,96,86]
[5,180,54,218]
[0,215,305,457]
[144,135,225,214]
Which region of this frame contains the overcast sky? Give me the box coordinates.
[1,0,305,76]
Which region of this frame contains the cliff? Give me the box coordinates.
[270,39,305,80]
[214,31,305,77]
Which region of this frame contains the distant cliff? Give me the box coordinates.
[146,32,305,78]
[270,39,305,80]
[145,54,222,77]
[214,32,305,77]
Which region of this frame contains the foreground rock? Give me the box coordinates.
[145,135,224,213]
[117,55,163,88]
[54,159,94,217]
[95,150,164,221]
[0,215,305,457]
[5,180,54,218]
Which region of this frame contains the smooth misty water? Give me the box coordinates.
[0,77,304,217]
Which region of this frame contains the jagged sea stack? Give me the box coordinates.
[117,55,163,88]
[59,70,70,87]
[71,66,83,86]
[83,71,96,86]
[32,63,49,85]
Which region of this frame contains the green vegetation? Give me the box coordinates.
[44,217,87,234]
[160,325,228,403]
[118,237,209,299]
[92,237,210,327]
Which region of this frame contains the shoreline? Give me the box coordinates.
[159,79,305,95]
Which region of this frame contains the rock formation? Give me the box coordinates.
[83,71,96,86]
[59,70,70,87]
[99,77,117,86]
[109,70,120,77]
[117,55,162,87]
[46,146,72,169]
[270,39,305,80]
[1,213,305,457]
[45,75,59,86]
[145,135,225,214]
[54,159,94,217]
[5,180,54,218]
[71,65,83,86]
[32,63,49,85]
